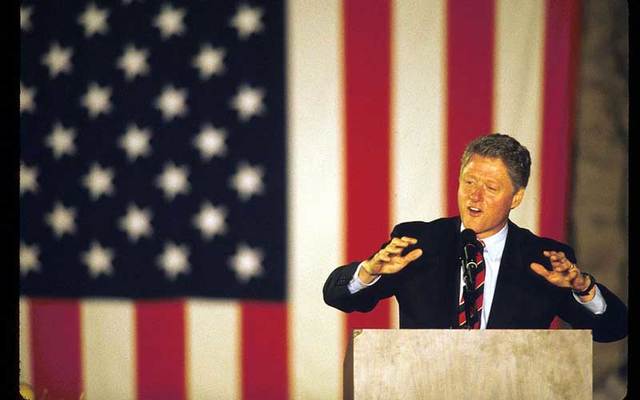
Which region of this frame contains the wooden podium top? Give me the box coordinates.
[344,329,592,400]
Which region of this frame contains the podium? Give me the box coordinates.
[344,329,592,399]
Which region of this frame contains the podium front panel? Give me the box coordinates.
[345,329,592,399]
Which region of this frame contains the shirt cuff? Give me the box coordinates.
[572,285,607,315]
[347,261,381,294]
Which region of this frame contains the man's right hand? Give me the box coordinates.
[358,236,423,284]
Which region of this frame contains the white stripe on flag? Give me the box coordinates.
[81,300,136,400]
[493,0,545,233]
[392,0,446,226]
[287,0,344,399]
[19,298,32,386]
[391,0,446,329]
[186,300,240,399]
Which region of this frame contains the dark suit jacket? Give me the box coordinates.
[323,217,628,343]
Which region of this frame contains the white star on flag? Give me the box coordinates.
[193,124,227,161]
[81,82,112,118]
[20,83,36,114]
[21,6,33,32]
[20,242,40,276]
[155,85,188,121]
[230,161,265,201]
[156,162,190,200]
[153,4,186,39]
[119,204,153,242]
[157,242,190,280]
[82,163,115,200]
[117,44,150,81]
[45,202,77,238]
[192,45,226,80]
[78,3,109,37]
[230,4,264,40]
[41,42,73,78]
[81,241,115,278]
[230,84,266,122]
[192,202,227,240]
[45,122,76,159]
[20,163,39,195]
[229,243,264,283]
[119,124,152,161]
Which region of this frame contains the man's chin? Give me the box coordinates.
[460,216,481,231]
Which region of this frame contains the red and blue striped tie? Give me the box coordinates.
[457,241,485,329]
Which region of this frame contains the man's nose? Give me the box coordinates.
[469,186,483,201]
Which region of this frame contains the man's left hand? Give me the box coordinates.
[530,251,595,301]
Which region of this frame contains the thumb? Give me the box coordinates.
[530,262,550,278]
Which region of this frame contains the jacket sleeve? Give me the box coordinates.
[322,226,415,313]
[322,261,399,313]
[552,247,628,342]
[322,220,438,315]
[557,282,628,343]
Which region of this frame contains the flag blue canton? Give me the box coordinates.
[20,1,286,300]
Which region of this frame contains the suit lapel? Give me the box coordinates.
[486,220,523,328]
[444,218,463,328]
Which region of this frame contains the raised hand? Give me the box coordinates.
[530,250,594,300]
[358,237,423,283]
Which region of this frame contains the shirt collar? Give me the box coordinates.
[460,221,509,261]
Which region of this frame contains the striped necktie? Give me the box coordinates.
[457,241,485,329]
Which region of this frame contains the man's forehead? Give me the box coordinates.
[462,155,508,172]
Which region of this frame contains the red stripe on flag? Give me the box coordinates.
[136,300,186,400]
[541,0,581,329]
[540,0,581,242]
[446,0,496,215]
[29,299,83,399]
[241,302,288,400]
[343,0,392,339]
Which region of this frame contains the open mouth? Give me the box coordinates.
[467,206,482,217]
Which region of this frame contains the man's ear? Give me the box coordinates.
[510,187,525,210]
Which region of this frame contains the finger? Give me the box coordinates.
[401,248,423,264]
[565,262,578,274]
[569,269,587,287]
[530,262,551,278]
[399,236,418,244]
[389,237,417,249]
[544,252,563,271]
[547,251,567,263]
[374,249,391,263]
[566,266,580,281]
[386,240,410,251]
[386,237,419,254]
[557,259,576,274]
[567,260,581,280]
[544,251,572,272]
[551,260,571,273]
[390,237,410,247]
[543,250,565,259]
[384,246,406,255]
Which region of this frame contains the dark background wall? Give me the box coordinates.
[572,1,628,397]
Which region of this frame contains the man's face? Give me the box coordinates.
[457,154,524,239]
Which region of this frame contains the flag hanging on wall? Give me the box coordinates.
[19,0,580,398]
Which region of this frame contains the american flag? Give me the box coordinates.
[19,0,580,398]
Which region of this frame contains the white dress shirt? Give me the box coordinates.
[348,222,607,328]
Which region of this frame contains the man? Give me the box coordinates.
[323,133,627,342]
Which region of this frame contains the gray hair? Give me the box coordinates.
[460,133,531,191]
